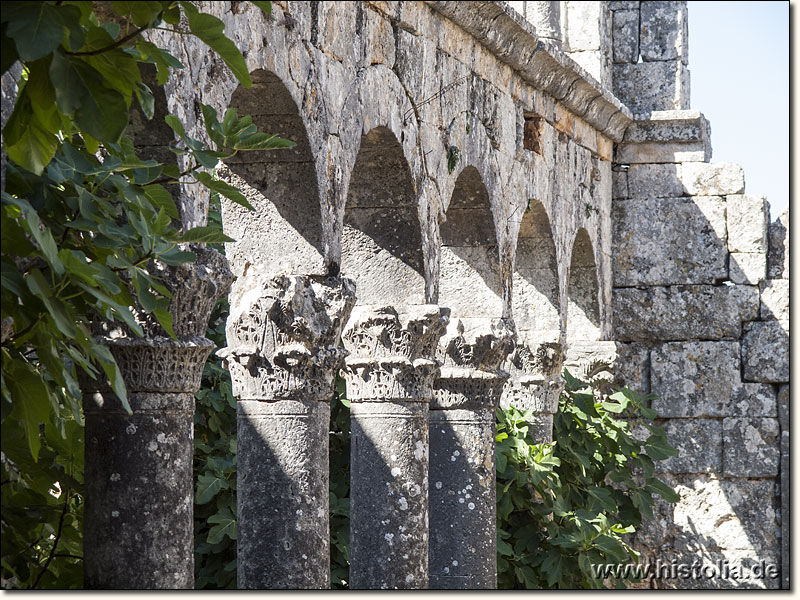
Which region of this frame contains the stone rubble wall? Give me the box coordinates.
[611,111,788,588]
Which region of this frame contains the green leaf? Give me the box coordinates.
[251,1,272,15]
[26,269,76,337]
[7,363,52,461]
[180,2,252,88]
[234,132,296,151]
[49,51,129,144]
[154,307,177,339]
[181,225,235,244]
[207,506,236,543]
[196,473,224,504]
[91,343,132,415]
[3,2,82,62]
[645,477,680,503]
[135,40,184,85]
[111,1,164,27]
[2,94,59,175]
[4,196,64,274]
[195,172,253,210]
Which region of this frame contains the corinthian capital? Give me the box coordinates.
[220,271,356,401]
[341,305,449,401]
[432,317,516,410]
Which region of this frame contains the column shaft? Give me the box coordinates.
[429,319,514,589]
[236,399,330,588]
[342,305,447,590]
[83,245,232,589]
[350,400,429,589]
[429,407,496,589]
[222,272,355,589]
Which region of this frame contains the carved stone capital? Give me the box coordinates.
[437,317,516,371]
[432,317,515,410]
[341,305,448,402]
[220,272,356,401]
[94,245,234,340]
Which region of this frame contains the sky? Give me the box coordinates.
[687,1,789,219]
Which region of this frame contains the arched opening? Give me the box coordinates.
[566,228,601,344]
[512,200,560,342]
[341,127,425,306]
[439,166,503,321]
[223,69,324,275]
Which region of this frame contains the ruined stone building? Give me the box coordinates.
[68,0,790,590]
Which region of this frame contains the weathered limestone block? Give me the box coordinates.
[777,384,789,430]
[780,429,790,589]
[726,195,768,253]
[610,1,640,10]
[671,476,779,553]
[767,208,789,279]
[742,320,789,383]
[650,341,739,418]
[729,252,766,285]
[660,419,722,474]
[612,166,629,198]
[639,1,688,62]
[612,60,689,114]
[221,272,356,589]
[613,196,727,286]
[613,284,759,342]
[612,9,639,63]
[342,305,448,590]
[722,417,780,477]
[626,162,744,198]
[728,383,777,418]
[680,162,745,196]
[760,279,789,323]
[430,318,514,589]
[83,246,232,589]
[626,163,684,197]
[616,111,712,163]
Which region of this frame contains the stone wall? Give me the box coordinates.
[611,111,788,588]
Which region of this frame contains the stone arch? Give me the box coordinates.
[438,166,504,321]
[341,126,426,306]
[512,199,560,343]
[221,69,325,277]
[566,228,601,343]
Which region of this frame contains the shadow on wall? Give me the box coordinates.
[611,161,787,589]
[566,228,601,344]
[341,127,426,307]
[223,69,325,276]
[439,166,503,321]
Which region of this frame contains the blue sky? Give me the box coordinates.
[687,1,789,219]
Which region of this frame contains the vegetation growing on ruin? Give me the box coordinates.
[495,368,679,589]
[0,1,286,588]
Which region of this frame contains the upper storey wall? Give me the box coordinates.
[151,0,634,341]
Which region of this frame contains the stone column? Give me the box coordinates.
[219,270,355,589]
[341,305,448,590]
[501,336,564,443]
[429,319,515,589]
[527,1,562,45]
[83,245,232,589]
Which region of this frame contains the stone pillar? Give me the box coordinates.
[219,271,356,589]
[527,1,562,44]
[429,319,515,589]
[341,305,448,590]
[83,245,232,589]
[501,337,564,443]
